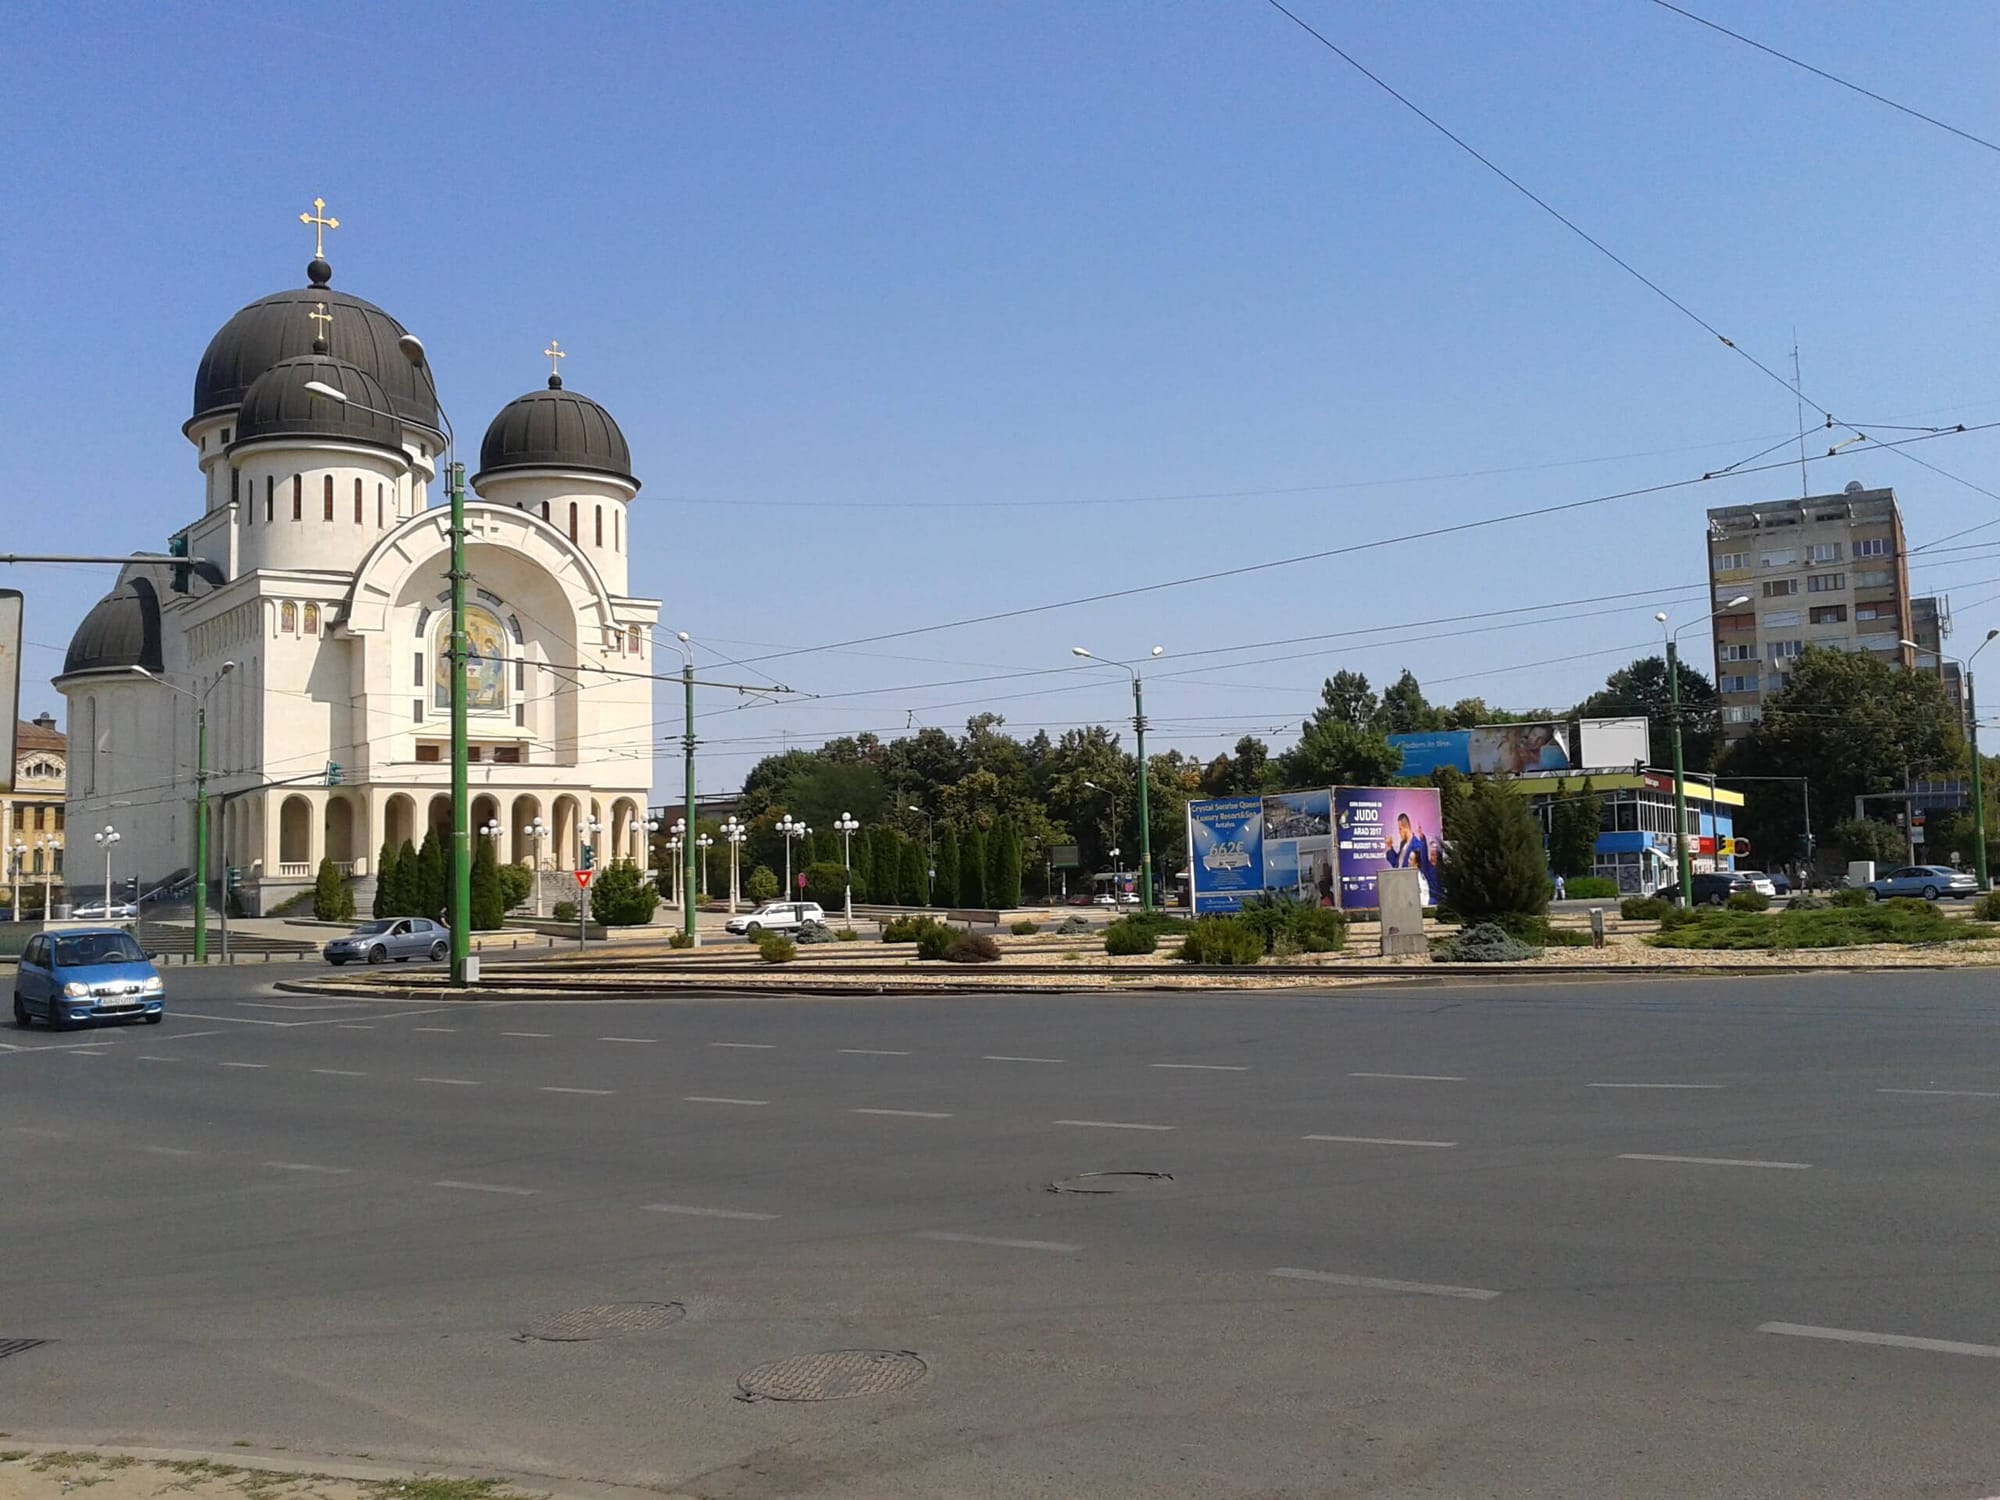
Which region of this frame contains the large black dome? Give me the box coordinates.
[189,264,441,440]
[62,577,163,678]
[473,378,637,490]
[231,355,404,455]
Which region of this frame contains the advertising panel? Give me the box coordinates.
[1578,716,1649,770]
[1385,731,1470,777]
[1187,796,1263,913]
[1261,789,1335,909]
[1335,786,1443,910]
[1388,723,1570,777]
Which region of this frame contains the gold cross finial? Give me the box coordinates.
[544,339,567,377]
[299,196,340,259]
[308,302,333,342]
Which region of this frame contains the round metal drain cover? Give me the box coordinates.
[519,1301,686,1342]
[1046,1170,1175,1195]
[735,1348,927,1403]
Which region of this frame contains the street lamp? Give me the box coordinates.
[721,816,747,911]
[1900,628,1998,889]
[777,814,805,897]
[36,836,59,919]
[696,833,714,899]
[638,813,661,887]
[1083,779,1121,901]
[528,816,549,915]
[129,661,236,962]
[673,630,698,948]
[1656,596,1751,906]
[833,812,860,924]
[8,840,24,923]
[1073,645,1164,912]
[94,824,121,919]
[310,342,471,986]
[670,816,688,911]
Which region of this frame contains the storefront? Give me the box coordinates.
[1519,771,1744,896]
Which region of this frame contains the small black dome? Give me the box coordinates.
[190,270,441,439]
[63,577,163,678]
[231,355,404,454]
[473,379,638,490]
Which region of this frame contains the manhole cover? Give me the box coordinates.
[0,1339,47,1361]
[518,1301,686,1342]
[735,1349,927,1402]
[1046,1170,1175,1195]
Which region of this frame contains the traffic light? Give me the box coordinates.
[1797,833,1814,861]
[226,866,241,893]
[167,534,191,595]
[325,761,342,786]
[580,843,595,871]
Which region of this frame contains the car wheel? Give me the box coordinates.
[1866,887,1881,901]
[429,940,447,961]
[11,994,28,1029]
[143,1011,162,1025]
[367,945,387,964]
[45,1000,69,1032]
[746,922,761,935]
[1922,885,1939,900]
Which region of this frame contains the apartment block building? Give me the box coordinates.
[1705,484,1914,740]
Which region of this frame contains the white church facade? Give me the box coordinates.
[56,209,661,914]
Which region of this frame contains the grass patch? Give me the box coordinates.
[365,1480,538,1500]
[0,1453,31,1464]
[1648,900,1994,950]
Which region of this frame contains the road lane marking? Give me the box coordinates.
[984,1055,1065,1064]
[7,1126,70,1138]
[1271,1267,1500,1301]
[642,1203,779,1221]
[1619,1153,1810,1170]
[1588,1082,1723,1090]
[1877,1087,2000,1098]
[709,1041,774,1050]
[839,1048,912,1056]
[334,1024,375,1030]
[136,1144,199,1157]
[310,1068,367,1078]
[1349,1072,1466,1082]
[852,1107,954,1118]
[154,1029,224,1041]
[1757,1322,2000,1359]
[219,1062,267,1070]
[416,1077,480,1086]
[1150,1063,1250,1072]
[413,1027,457,1033]
[502,1031,552,1038]
[265,1161,352,1175]
[434,1179,539,1196]
[599,1036,657,1044]
[683,1095,769,1106]
[1304,1134,1456,1148]
[67,1047,109,1055]
[137,1055,180,1063]
[540,1086,615,1096]
[915,1231,1082,1253]
[1054,1118,1174,1132]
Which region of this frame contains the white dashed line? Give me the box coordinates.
[642,1203,780,1221]
[413,1026,457,1033]
[334,1024,375,1031]
[1757,1322,2000,1359]
[1054,1118,1174,1132]
[416,1077,479,1087]
[7,1126,70,1138]
[984,1055,1065,1064]
[265,1161,352,1175]
[434,1179,539,1196]
[1618,1153,1809,1170]
[1150,1063,1249,1072]
[708,1041,775,1050]
[219,1062,267,1070]
[540,1086,615,1096]
[599,1036,657,1044]
[1877,1087,2000,1098]
[136,1144,199,1157]
[852,1107,954,1119]
[67,1047,109,1055]
[1304,1134,1457,1149]
[1588,1082,1723,1090]
[683,1096,769,1107]
[137,1055,180,1063]
[839,1048,912,1056]
[310,1068,367,1078]
[1349,1072,1466,1082]
[1270,1267,1500,1301]
[914,1231,1083,1253]
[502,1031,552,1039]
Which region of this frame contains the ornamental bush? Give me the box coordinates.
[1174,916,1266,966]
[795,919,835,943]
[1431,922,1541,963]
[1010,919,1038,935]
[590,859,659,926]
[802,860,851,911]
[1565,876,1618,900]
[552,900,577,923]
[1102,919,1158,957]
[312,858,355,923]
[1829,886,1868,908]
[1725,890,1771,912]
[943,931,1001,963]
[1236,894,1344,954]
[1974,890,2000,922]
[1786,891,1827,911]
[745,865,780,903]
[1438,777,1551,925]
[1620,896,1670,921]
[882,914,946,943]
[754,930,796,963]
[915,922,960,961]
[496,862,533,911]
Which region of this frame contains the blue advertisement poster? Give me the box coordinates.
[1335,786,1443,910]
[1186,796,1264,913]
[1260,789,1335,909]
[1386,731,1471,777]
[1388,725,1570,777]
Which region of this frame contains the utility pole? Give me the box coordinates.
[447,457,471,983]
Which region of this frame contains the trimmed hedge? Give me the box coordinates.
[1620,896,1670,921]
[1175,916,1266,966]
[1726,890,1771,912]
[1829,887,1869,908]
[883,914,946,943]
[1564,876,1619,900]
[1648,902,1988,950]
[1103,919,1159,957]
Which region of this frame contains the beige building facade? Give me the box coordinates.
[3,714,67,912]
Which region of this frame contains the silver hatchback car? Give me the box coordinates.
[323,917,450,965]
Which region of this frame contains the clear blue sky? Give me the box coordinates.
[4,0,1995,792]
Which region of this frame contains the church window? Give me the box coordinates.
[415,607,431,635]
[281,601,298,633]
[323,475,334,521]
[595,506,603,547]
[515,703,525,727]
[568,502,578,543]
[413,652,424,687]
[433,603,508,714]
[354,478,363,524]
[493,745,522,764]
[614,510,620,552]
[223,428,231,444]
[303,603,320,634]
[540,501,549,522]
[292,475,302,521]
[628,626,642,654]
[413,698,424,724]
[416,742,439,762]
[265,475,274,523]
[514,657,524,692]
[377,483,384,528]
[231,468,240,508]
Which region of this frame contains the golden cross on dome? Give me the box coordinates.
[299,196,340,259]
[308,302,333,341]
[544,339,567,378]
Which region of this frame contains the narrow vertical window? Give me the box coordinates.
[541,501,550,522]
[304,603,320,634]
[323,474,334,521]
[354,477,363,523]
[377,483,384,528]
[594,506,603,546]
[614,509,620,552]
[266,475,274,523]
[568,502,578,542]
[231,468,240,508]
[414,652,425,686]
[292,474,303,520]
[281,601,298,633]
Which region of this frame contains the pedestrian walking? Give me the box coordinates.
[1552,872,1566,900]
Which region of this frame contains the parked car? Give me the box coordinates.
[12,927,164,1029]
[1655,872,1754,906]
[322,917,450,965]
[1064,893,1095,907]
[1864,865,1979,901]
[1729,870,1779,897]
[724,901,827,937]
[70,899,138,920]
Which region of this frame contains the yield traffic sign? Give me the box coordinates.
[574,869,594,890]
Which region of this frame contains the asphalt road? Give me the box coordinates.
[3,970,1998,1498]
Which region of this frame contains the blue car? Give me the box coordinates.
[12,927,165,1030]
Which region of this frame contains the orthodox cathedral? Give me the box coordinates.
[57,201,661,913]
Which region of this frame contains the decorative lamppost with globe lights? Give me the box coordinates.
[8,839,25,924]
[833,812,860,924]
[37,837,60,919]
[94,825,122,919]
[696,833,714,899]
[721,817,747,911]
[777,815,806,897]
[527,816,550,916]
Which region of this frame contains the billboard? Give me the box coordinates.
[1187,785,1440,912]
[1388,722,1570,777]
[1335,785,1443,910]
[1578,716,1648,770]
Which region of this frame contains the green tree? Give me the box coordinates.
[1277,719,1403,788]
[590,858,659,926]
[469,836,505,931]
[1829,816,1904,867]
[960,825,988,907]
[990,817,1023,908]
[745,864,780,903]
[899,837,926,904]
[1429,766,1469,838]
[312,857,354,922]
[870,827,899,906]
[372,842,401,918]
[803,860,850,910]
[935,826,961,908]
[1374,668,1440,734]
[391,839,419,916]
[1547,777,1602,879]
[496,861,532,912]
[1200,734,1274,796]
[414,830,446,921]
[1440,778,1552,924]
[1574,655,1722,772]
[1311,671,1378,730]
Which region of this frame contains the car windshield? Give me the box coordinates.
[53,932,147,967]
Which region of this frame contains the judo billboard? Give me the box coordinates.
[1387,722,1570,777]
[1187,785,1441,913]
[1335,785,1442,910]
